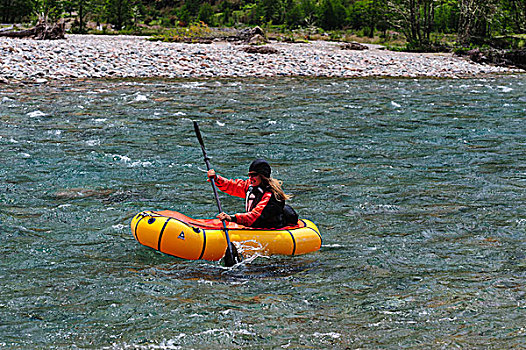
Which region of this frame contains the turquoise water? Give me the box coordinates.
[1,77,525,349]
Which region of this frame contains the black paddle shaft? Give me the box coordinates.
[193,121,237,266]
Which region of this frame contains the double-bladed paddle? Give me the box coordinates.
[193,121,239,267]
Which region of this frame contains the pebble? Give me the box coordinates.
[0,34,520,83]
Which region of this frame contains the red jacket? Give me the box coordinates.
[214,175,280,227]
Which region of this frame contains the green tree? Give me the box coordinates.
[232,3,258,25]
[457,0,497,43]
[485,0,524,36]
[217,0,233,25]
[299,0,317,26]
[69,0,91,33]
[388,0,436,48]
[285,1,303,28]
[90,0,106,28]
[508,0,526,32]
[0,0,34,22]
[434,0,459,34]
[183,0,202,18]
[105,0,132,29]
[318,0,347,30]
[258,0,282,23]
[178,0,203,24]
[34,0,65,21]
[198,2,215,24]
[348,0,387,36]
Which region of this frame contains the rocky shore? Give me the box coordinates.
[0,34,521,83]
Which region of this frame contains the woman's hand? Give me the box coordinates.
[216,212,232,222]
[207,169,216,179]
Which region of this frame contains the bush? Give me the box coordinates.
[150,21,212,42]
[198,3,215,25]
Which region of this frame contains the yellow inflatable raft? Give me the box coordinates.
[131,210,322,261]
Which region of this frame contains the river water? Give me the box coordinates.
[1,77,525,349]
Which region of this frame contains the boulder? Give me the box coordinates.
[504,49,526,70]
[248,34,268,45]
[466,48,486,64]
[241,46,279,54]
[238,26,268,43]
[340,42,369,51]
[460,47,526,70]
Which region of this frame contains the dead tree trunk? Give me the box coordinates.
[0,18,65,39]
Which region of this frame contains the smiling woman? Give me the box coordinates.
[207,158,294,229]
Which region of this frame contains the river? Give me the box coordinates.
[1,77,525,348]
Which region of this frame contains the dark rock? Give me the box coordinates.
[238,26,268,43]
[53,188,115,199]
[466,48,486,64]
[340,42,369,51]
[504,49,526,70]
[248,34,267,45]
[461,47,525,70]
[241,46,279,54]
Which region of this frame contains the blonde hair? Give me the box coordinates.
[261,175,292,201]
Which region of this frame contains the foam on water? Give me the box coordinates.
[133,94,148,102]
[26,110,47,118]
[497,85,513,92]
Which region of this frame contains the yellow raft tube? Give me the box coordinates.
[131,210,322,261]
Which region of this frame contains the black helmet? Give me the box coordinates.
[249,159,271,178]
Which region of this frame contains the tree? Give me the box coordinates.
[258,0,282,23]
[283,0,302,28]
[217,0,233,25]
[68,0,91,33]
[299,0,317,26]
[348,0,388,37]
[318,0,347,30]
[105,0,132,29]
[285,1,303,28]
[34,0,66,21]
[434,0,459,34]
[0,0,34,22]
[508,0,526,32]
[198,2,215,24]
[457,0,498,44]
[388,0,436,48]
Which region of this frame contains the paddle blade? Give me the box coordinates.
[193,121,205,147]
[222,244,241,267]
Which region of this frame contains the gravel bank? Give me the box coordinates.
[0,34,520,83]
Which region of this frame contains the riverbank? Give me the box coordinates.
[0,34,522,83]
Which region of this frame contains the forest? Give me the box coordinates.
[1,0,526,50]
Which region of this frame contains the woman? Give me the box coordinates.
[207,159,292,229]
